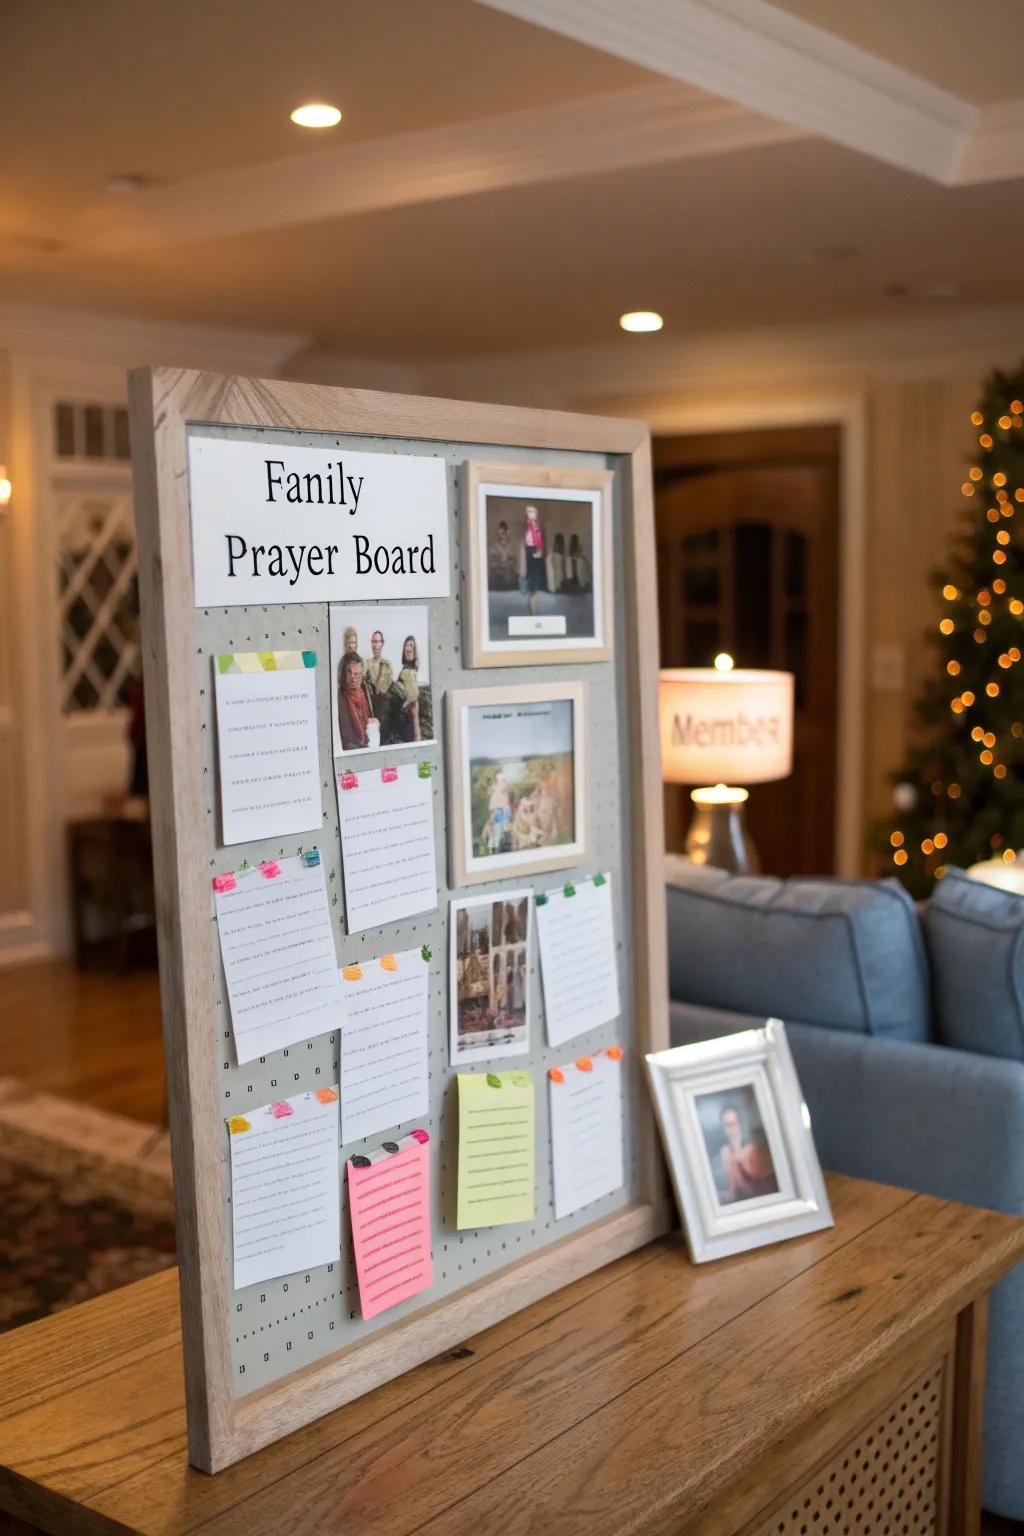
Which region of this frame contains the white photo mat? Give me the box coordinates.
[446,680,588,887]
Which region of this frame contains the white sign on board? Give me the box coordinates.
[187,436,450,607]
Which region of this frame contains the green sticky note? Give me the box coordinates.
[457,1072,534,1230]
[301,650,316,669]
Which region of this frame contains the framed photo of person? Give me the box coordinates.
[446,681,588,886]
[645,1021,832,1263]
[462,461,614,668]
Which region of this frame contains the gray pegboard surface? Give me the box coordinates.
[190,424,639,1398]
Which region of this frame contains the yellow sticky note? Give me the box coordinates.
[457,1071,534,1230]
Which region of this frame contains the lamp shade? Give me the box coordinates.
[659,668,794,786]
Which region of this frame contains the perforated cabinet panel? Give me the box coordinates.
[188,426,640,1397]
[747,1362,948,1536]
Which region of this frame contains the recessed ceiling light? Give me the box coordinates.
[619,311,663,333]
[105,174,150,194]
[290,103,342,129]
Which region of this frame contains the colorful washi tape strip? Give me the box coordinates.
[216,650,316,673]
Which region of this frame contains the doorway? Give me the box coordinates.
[654,425,840,876]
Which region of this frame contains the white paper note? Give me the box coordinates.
[536,875,620,1048]
[228,1088,341,1290]
[213,651,323,846]
[549,1052,625,1220]
[340,949,430,1144]
[337,763,438,932]
[214,855,344,1064]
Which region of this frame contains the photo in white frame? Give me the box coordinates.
[446,681,588,887]
[645,1020,833,1263]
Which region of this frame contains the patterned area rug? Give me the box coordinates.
[0,1078,176,1330]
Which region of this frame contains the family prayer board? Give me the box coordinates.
[129,369,669,1473]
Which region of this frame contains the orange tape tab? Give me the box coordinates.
[379,954,399,972]
[342,963,363,982]
[314,1088,339,1104]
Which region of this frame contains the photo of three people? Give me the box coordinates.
[329,605,434,756]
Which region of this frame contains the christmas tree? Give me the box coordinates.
[884,364,1024,897]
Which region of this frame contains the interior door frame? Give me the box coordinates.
[648,392,866,878]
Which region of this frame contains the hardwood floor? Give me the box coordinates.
[0,959,165,1125]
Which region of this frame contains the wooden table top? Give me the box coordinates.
[2,1174,1023,1536]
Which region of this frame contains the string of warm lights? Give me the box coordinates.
[888,387,1024,884]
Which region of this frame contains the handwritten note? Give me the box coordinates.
[548,1051,625,1220]
[214,855,344,1064]
[213,651,322,846]
[536,875,620,1048]
[337,763,438,932]
[339,949,429,1144]
[457,1071,534,1229]
[228,1088,341,1290]
[347,1132,433,1319]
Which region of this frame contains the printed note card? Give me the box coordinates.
[228,1088,341,1290]
[549,1050,625,1220]
[347,1131,433,1320]
[214,651,323,846]
[214,854,344,1064]
[536,874,620,1048]
[457,1071,534,1229]
[337,762,438,932]
[340,948,429,1145]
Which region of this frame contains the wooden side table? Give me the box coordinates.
[1,1174,1022,1536]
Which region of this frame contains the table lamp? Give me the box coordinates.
[659,661,794,872]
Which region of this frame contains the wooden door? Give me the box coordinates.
[655,427,840,876]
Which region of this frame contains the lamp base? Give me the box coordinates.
[684,785,759,874]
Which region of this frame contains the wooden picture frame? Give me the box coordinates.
[462,460,614,667]
[446,680,587,887]
[128,367,669,1474]
[645,1021,833,1264]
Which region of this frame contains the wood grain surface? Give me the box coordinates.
[2,1174,1023,1536]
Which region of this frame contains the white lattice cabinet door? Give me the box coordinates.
[55,478,138,714]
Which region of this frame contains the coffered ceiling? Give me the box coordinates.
[2,0,1023,363]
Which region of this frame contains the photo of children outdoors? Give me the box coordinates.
[329,605,434,756]
[467,698,576,861]
[450,892,531,1060]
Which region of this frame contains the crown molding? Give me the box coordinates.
[954,99,1024,185]
[473,0,979,184]
[74,83,803,257]
[0,300,307,375]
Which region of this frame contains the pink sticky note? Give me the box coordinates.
[270,1100,293,1119]
[212,873,236,893]
[347,1139,433,1320]
[259,860,282,879]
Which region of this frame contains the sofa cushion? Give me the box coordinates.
[925,867,1024,1060]
[665,857,931,1040]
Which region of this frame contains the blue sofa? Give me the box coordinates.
[665,856,1024,1522]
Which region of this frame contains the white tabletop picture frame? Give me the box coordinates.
[645,1021,833,1263]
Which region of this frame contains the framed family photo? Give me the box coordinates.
[329,604,435,756]
[449,890,532,1062]
[446,681,588,886]
[462,461,614,668]
[645,1021,832,1263]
